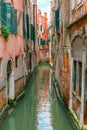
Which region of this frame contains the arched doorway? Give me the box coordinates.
[6,59,15,104]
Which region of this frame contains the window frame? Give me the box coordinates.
[78,0,82,4]
[72,0,76,10]
[15,56,19,68]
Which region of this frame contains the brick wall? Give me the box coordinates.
[0,87,7,112]
[61,57,70,106]
[15,77,25,97]
[61,69,70,105]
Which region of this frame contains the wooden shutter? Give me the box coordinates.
[0,1,2,30]
[11,7,17,34]
[2,2,12,32]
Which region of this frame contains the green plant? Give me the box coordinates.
[51,50,55,57]
[2,25,9,40]
[66,50,69,59]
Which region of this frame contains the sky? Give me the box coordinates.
[37,0,50,22]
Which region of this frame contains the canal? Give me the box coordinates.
[0,66,73,130]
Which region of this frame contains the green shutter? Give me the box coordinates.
[0,1,2,30]
[33,26,35,41]
[11,8,17,34]
[40,25,42,31]
[26,14,29,39]
[30,24,32,40]
[30,24,35,41]
[40,38,42,44]
[23,12,26,38]
[2,2,17,34]
[55,9,59,30]
[40,38,45,45]
[2,2,12,32]
[47,39,50,44]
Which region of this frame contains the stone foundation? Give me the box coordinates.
[15,77,25,97]
[0,87,7,112]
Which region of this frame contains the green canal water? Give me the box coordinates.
[0,66,73,130]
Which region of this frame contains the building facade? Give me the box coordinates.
[50,0,70,105]
[0,0,37,118]
[68,0,87,127]
[51,0,87,128]
[36,9,49,63]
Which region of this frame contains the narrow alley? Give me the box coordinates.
[0,0,87,129]
[0,65,73,130]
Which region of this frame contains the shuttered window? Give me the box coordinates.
[23,12,26,38]
[26,14,29,39]
[78,0,82,4]
[40,25,42,31]
[30,24,35,41]
[1,2,18,34]
[55,9,59,30]
[40,38,45,45]
[11,7,17,34]
[2,2,12,32]
[78,62,82,97]
[72,0,76,10]
[0,1,2,30]
[73,60,76,91]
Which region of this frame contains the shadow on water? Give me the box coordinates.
[1,65,73,130]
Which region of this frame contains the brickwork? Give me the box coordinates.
[72,95,81,116]
[0,87,7,112]
[61,67,70,105]
[15,77,25,97]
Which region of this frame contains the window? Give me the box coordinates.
[72,0,76,10]
[73,60,76,91]
[15,56,19,68]
[78,62,82,97]
[78,0,82,4]
[39,24,42,31]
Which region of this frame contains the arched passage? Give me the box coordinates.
[6,59,15,103]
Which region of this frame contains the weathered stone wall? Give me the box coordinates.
[0,87,7,112]
[61,67,70,106]
[15,77,25,97]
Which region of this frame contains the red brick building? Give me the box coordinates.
[36,9,49,63]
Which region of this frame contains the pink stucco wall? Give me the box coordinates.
[0,0,24,62]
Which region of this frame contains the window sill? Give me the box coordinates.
[72,90,76,96]
[77,2,83,9]
[72,90,81,102]
[71,2,83,13]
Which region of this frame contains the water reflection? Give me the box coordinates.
[36,68,53,130]
[1,66,73,130]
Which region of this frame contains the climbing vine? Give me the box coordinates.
[2,25,9,40]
